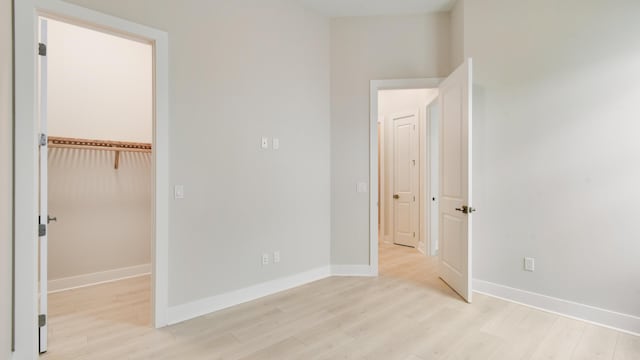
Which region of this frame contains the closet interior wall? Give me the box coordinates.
[47,147,152,288]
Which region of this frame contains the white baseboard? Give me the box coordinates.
[48,263,151,293]
[331,265,376,277]
[474,279,640,336]
[167,266,331,325]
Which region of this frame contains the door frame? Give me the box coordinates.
[14,0,170,357]
[369,78,442,275]
[378,116,387,242]
[424,100,440,256]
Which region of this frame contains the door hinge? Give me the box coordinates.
[413,232,416,238]
[39,133,47,147]
[39,224,46,237]
[39,314,46,327]
[38,43,47,56]
[413,196,416,202]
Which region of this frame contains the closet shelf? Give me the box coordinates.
[48,136,152,170]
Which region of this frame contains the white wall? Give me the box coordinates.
[63,0,331,307]
[464,0,640,318]
[450,0,464,69]
[331,13,451,265]
[48,149,152,283]
[47,19,152,143]
[0,0,13,355]
[46,19,152,287]
[378,89,438,246]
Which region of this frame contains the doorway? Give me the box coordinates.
[370,60,474,303]
[14,2,169,357]
[37,16,154,354]
[369,78,442,277]
[378,89,439,254]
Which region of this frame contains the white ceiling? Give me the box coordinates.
[299,0,456,18]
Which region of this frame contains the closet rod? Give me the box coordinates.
[47,136,152,170]
[47,136,152,152]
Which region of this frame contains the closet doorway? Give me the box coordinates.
[38,16,154,354]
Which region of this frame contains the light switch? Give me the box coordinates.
[273,138,280,150]
[261,137,269,149]
[174,185,184,199]
[357,182,368,193]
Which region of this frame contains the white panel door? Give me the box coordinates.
[438,58,473,302]
[38,17,49,353]
[393,112,419,248]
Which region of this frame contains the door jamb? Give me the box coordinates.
[369,78,442,275]
[423,100,440,256]
[14,1,170,357]
[378,116,387,243]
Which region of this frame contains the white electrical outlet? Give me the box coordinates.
[273,251,281,263]
[273,138,280,150]
[524,257,535,272]
[261,137,269,149]
[262,253,269,265]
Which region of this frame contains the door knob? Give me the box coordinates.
[455,205,468,214]
[47,215,57,224]
[455,206,476,214]
[393,194,400,199]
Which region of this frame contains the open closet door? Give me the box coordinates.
[438,58,474,303]
[38,17,49,353]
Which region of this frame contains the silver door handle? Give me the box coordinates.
[47,215,57,224]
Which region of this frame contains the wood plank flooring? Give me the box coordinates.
[42,243,640,359]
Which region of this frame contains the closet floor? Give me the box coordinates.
[42,246,640,359]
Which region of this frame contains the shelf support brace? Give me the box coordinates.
[114,150,120,170]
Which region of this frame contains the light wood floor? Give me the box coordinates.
[43,243,640,359]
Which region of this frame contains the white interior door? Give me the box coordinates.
[393,112,419,247]
[438,58,473,302]
[38,17,49,354]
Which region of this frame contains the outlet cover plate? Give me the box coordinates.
[524,257,535,272]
